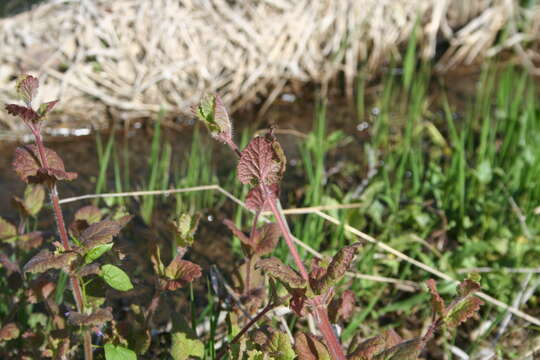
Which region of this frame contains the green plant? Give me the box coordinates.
[195,94,483,359]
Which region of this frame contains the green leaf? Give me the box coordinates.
[170,315,204,360]
[476,160,492,184]
[0,217,17,242]
[171,213,200,247]
[85,243,114,264]
[75,205,103,224]
[264,331,295,360]
[104,343,137,360]
[101,264,133,291]
[194,94,232,144]
[444,296,483,328]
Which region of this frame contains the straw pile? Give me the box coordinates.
[0,0,538,133]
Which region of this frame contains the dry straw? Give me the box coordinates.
[0,0,539,133]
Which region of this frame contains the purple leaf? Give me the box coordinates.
[5,104,39,123]
[12,145,77,184]
[245,184,279,212]
[237,135,286,186]
[16,75,39,105]
[68,308,113,326]
[257,257,306,289]
[426,279,446,317]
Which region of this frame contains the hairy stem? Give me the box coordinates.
[312,299,346,360]
[33,130,92,360]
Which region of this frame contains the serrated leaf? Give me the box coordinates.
[37,100,58,117]
[16,74,39,105]
[426,279,446,317]
[245,184,279,212]
[257,257,306,289]
[458,278,481,297]
[171,213,200,247]
[18,231,44,251]
[85,243,114,264]
[294,332,331,360]
[194,94,232,144]
[162,255,202,291]
[80,216,131,251]
[0,323,20,342]
[75,205,103,224]
[0,217,17,242]
[12,145,77,184]
[311,244,359,294]
[237,135,286,186]
[251,223,280,256]
[264,331,295,360]
[101,264,133,291]
[23,249,78,274]
[348,330,402,360]
[328,289,355,323]
[5,104,39,122]
[444,296,483,328]
[68,308,113,326]
[104,343,137,360]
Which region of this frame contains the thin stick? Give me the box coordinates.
[58,185,540,326]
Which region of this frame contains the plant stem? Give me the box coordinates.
[262,184,345,359]
[263,184,309,281]
[32,130,93,360]
[312,298,346,360]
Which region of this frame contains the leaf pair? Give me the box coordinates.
[426,277,483,329]
[13,145,77,184]
[224,220,280,258]
[5,75,57,123]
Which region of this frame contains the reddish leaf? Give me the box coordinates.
[16,75,39,105]
[444,296,483,328]
[12,145,77,183]
[75,205,103,224]
[458,278,481,297]
[251,223,280,256]
[5,104,39,122]
[0,323,20,342]
[328,289,356,323]
[245,184,279,212]
[257,257,306,289]
[348,329,403,360]
[161,255,202,291]
[237,135,286,186]
[0,253,20,274]
[38,100,58,117]
[68,308,113,326]
[26,275,56,303]
[18,231,44,251]
[294,332,331,360]
[426,279,446,317]
[0,217,17,242]
[80,216,131,251]
[23,249,78,274]
[223,219,250,245]
[311,243,359,294]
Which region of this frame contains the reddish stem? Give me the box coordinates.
[32,129,92,360]
[263,184,309,281]
[312,297,346,360]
